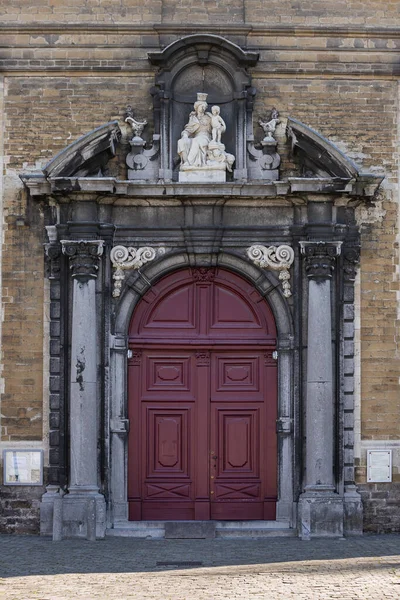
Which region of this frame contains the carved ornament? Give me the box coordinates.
[125,106,160,181]
[299,241,342,280]
[196,351,210,366]
[192,268,215,282]
[129,350,142,366]
[125,106,147,139]
[110,245,166,297]
[259,108,280,144]
[45,243,61,280]
[247,245,295,298]
[61,240,104,280]
[343,247,360,282]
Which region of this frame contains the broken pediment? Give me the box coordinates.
[286,117,383,196]
[43,121,121,178]
[20,111,383,199]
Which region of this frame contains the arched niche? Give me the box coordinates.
[148,34,259,181]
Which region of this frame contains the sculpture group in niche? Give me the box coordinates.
[177,93,235,182]
[123,95,284,183]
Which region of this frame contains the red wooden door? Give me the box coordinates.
[209,351,277,520]
[128,268,277,521]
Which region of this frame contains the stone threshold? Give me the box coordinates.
[106,520,295,539]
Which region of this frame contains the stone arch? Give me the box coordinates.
[114,251,293,340]
[109,250,295,527]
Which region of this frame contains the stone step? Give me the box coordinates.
[216,520,291,530]
[106,522,165,538]
[216,528,296,539]
[106,520,295,539]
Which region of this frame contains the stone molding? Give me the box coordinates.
[343,246,361,282]
[44,243,62,280]
[110,245,166,297]
[247,244,295,297]
[61,240,104,280]
[300,241,342,280]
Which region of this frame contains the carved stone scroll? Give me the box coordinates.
[110,245,166,297]
[247,244,295,297]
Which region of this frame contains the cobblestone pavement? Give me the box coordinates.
[1,534,400,600]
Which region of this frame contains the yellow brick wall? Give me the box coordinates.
[0,0,399,25]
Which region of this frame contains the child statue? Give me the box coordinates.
[210,106,226,144]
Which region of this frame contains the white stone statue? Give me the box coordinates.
[177,93,235,182]
[210,106,226,143]
[259,108,280,142]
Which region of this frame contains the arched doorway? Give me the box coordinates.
[127,267,278,521]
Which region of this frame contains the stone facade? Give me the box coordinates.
[0,2,399,536]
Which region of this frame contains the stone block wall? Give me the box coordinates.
[0,3,399,533]
[358,484,400,534]
[0,484,44,534]
[1,0,400,26]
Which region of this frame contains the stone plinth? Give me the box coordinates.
[179,166,226,183]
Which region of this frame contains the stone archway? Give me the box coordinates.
[109,252,295,529]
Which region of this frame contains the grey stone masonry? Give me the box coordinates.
[298,241,344,538]
[51,240,107,538]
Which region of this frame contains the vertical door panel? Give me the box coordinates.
[210,352,277,520]
[129,351,197,520]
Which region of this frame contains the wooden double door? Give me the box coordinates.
[128,268,278,521]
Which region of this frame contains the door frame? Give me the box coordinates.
[109,252,296,527]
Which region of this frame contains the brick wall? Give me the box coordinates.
[0,15,399,533]
[1,0,399,26]
[0,485,44,534]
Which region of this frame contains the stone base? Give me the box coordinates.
[165,521,216,539]
[179,167,226,183]
[40,487,106,539]
[248,167,279,181]
[298,492,344,539]
[343,487,363,536]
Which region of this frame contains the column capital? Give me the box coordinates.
[299,241,342,280]
[61,240,104,280]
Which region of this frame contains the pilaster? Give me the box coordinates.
[298,240,344,538]
[57,239,106,538]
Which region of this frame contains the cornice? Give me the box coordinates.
[0,23,399,39]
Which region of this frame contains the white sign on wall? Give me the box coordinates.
[367,449,392,483]
[3,449,43,485]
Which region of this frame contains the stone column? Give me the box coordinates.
[60,239,106,537]
[298,241,344,538]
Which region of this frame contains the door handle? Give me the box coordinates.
[211,455,218,460]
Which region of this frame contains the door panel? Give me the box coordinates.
[128,268,278,522]
[212,353,263,399]
[210,351,274,520]
[128,351,197,520]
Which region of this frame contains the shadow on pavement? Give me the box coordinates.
[1,534,400,578]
